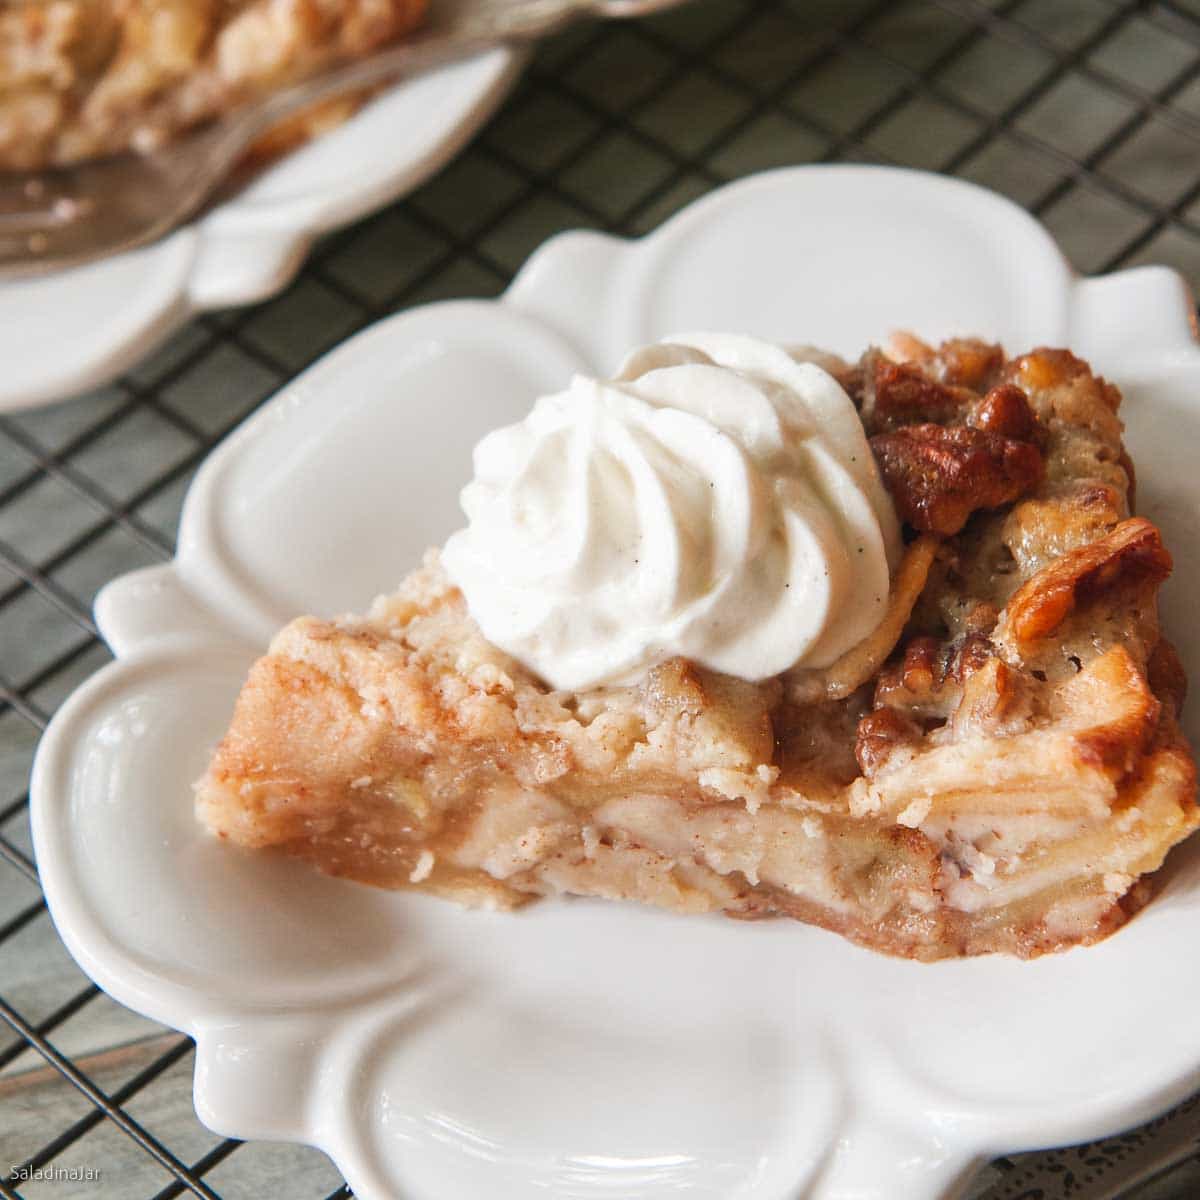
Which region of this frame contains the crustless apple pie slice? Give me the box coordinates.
[195,335,1198,959]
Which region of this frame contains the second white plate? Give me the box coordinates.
[0,11,523,414]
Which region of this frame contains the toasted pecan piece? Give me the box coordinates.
[885,334,1004,389]
[1002,517,1171,644]
[871,632,1031,742]
[855,707,922,777]
[950,656,1031,739]
[874,632,993,720]
[858,352,975,432]
[870,423,1044,535]
[1005,347,1094,393]
[928,339,1005,389]
[859,350,1037,441]
[972,384,1037,440]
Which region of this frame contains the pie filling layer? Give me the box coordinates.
[195,338,1199,960]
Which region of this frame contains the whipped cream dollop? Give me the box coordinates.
[442,333,901,692]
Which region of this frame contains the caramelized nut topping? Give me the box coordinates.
[928,338,1004,389]
[859,353,975,433]
[970,384,1036,441]
[1002,517,1171,644]
[1008,347,1090,392]
[855,707,921,777]
[870,423,1044,535]
[874,633,995,720]
[950,657,1030,739]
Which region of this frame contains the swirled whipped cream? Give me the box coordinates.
[442,333,901,692]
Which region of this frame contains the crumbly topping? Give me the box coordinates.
[0,0,427,169]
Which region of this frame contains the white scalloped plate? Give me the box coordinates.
[0,8,523,414]
[31,166,1200,1200]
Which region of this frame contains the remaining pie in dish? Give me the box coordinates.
[0,0,428,171]
[195,336,1198,960]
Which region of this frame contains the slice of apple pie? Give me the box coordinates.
[196,335,1198,959]
[0,0,428,171]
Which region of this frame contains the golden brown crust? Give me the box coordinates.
[195,337,1199,961]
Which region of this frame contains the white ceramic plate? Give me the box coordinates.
[0,7,523,414]
[31,165,1200,1200]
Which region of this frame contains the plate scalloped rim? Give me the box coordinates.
[0,41,524,413]
[30,164,1200,1200]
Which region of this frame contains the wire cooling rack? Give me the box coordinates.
[3,1,1200,1196]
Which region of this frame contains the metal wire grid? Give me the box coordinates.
[2,0,1200,1196]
